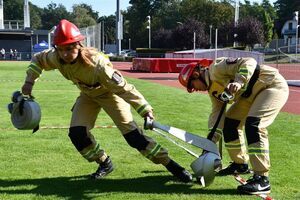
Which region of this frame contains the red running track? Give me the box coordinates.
[113,62,300,115]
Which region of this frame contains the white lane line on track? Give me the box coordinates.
[289,88,300,93]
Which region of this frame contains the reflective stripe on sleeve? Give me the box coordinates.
[238,67,248,76]
[136,103,151,116]
[28,63,42,75]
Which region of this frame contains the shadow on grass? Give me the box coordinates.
[0,175,237,200]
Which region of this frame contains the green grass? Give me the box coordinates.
[0,61,300,200]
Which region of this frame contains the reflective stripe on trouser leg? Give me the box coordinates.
[69,126,107,162]
[124,129,170,166]
[246,80,289,176]
[99,94,171,165]
[245,117,270,176]
[70,94,107,163]
[223,117,248,164]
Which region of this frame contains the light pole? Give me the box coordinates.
[102,21,105,52]
[146,15,151,49]
[294,11,299,59]
[209,25,212,49]
[193,32,196,58]
[233,0,239,47]
[48,26,56,49]
[116,0,123,56]
[215,28,218,59]
[129,38,131,50]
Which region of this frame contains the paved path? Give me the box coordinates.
[113,62,300,115]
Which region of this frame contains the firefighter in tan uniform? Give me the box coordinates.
[178,57,289,194]
[21,19,192,183]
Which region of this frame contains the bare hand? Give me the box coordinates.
[143,111,154,120]
[21,82,33,95]
[226,82,242,94]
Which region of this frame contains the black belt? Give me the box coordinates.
[241,64,260,98]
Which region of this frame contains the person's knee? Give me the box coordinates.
[68,126,93,151]
[123,129,149,151]
[223,117,241,143]
[245,116,261,145]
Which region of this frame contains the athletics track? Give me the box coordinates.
[113,62,300,115]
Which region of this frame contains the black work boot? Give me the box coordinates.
[90,156,114,179]
[237,174,271,194]
[217,162,251,176]
[165,160,193,183]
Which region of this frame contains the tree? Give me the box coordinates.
[236,17,264,49]
[239,0,275,45]
[274,0,300,36]
[73,3,99,21]
[126,0,154,48]
[180,0,234,30]
[3,0,23,21]
[172,18,208,50]
[29,4,43,29]
[98,15,116,45]
[152,28,174,48]
[262,10,274,45]
[71,5,97,28]
[40,3,72,29]
[3,0,43,29]
[152,0,183,30]
[218,21,235,47]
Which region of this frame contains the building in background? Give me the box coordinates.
[0,0,48,60]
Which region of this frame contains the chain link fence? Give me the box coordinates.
[265,39,300,86]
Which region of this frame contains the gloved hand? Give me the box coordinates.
[21,81,34,96]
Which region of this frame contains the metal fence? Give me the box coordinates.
[79,23,102,51]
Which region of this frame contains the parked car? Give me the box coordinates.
[120,50,136,57]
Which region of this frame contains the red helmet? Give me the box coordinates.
[53,19,85,46]
[178,59,213,93]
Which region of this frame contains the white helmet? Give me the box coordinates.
[190,152,221,187]
[8,91,41,131]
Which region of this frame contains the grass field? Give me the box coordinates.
[0,61,299,200]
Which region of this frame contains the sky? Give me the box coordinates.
[29,0,131,17]
[29,0,277,17]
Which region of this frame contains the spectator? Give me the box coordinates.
[0,48,5,59]
[14,49,18,60]
[9,49,13,60]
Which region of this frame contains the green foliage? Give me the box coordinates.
[236,17,265,48]
[2,0,296,50]
[136,48,173,53]
[108,56,133,62]
[172,18,208,49]
[72,6,97,28]
[40,3,72,30]
[0,61,300,200]
[98,15,116,45]
[3,0,24,21]
[274,0,300,36]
